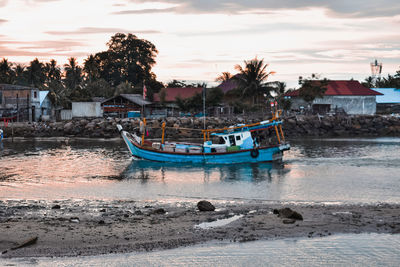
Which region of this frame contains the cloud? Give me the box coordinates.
[45,27,160,35]
[0,0,8,7]
[112,7,177,15]
[124,0,400,17]
[0,38,87,57]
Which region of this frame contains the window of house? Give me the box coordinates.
[34,91,37,98]
[0,91,2,104]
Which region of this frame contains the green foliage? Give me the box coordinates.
[85,79,113,98]
[233,58,275,104]
[0,58,15,84]
[215,72,232,82]
[93,33,158,87]
[206,87,223,106]
[362,66,400,88]
[26,58,46,88]
[298,74,329,104]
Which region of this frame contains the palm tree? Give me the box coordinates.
[13,64,27,85]
[26,58,46,88]
[0,58,15,84]
[45,59,61,85]
[83,54,100,83]
[233,58,275,104]
[215,72,232,82]
[64,57,82,90]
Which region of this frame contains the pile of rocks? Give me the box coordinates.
[1,114,399,139]
[283,114,400,137]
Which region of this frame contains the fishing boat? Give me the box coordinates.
[117,111,290,164]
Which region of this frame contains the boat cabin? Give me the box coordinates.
[203,128,255,153]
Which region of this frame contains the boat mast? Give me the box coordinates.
[203,87,206,130]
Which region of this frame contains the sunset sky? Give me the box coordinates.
[1,0,399,88]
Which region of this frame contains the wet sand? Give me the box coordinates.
[0,200,399,258]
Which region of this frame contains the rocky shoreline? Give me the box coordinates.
[0,199,399,258]
[1,114,400,140]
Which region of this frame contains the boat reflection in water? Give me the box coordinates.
[119,159,289,183]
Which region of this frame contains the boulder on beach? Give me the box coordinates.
[197,200,215,212]
[275,207,303,220]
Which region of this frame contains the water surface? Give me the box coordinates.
[3,233,400,267]
[0,137,399,204]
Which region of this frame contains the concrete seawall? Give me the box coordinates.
[1,115,400,139]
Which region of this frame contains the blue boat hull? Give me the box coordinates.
[120,130,290,164]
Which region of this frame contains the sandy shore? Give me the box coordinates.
[0,199,399,258]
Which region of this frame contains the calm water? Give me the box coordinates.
[3,233,400,266]
[1,137,400,203]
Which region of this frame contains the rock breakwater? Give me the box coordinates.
[1,115,399,139]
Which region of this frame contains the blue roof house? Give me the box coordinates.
[373,88,400,114]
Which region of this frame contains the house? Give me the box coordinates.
[373,88,400,114]
[285,80,383,115]
[0,83,42,121]
[101,94,151,118]
[39,91,55,121]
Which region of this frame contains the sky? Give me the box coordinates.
[1,0,400,88]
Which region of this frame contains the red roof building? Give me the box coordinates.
[153,87,204,102]
[285,80,382,115]
[285,80,382,97]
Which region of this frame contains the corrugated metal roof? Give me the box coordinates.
[0,83,38,90]
[102,94,151,105]
[285,80,383,97]
[153,87,204,102]
[120,94,152,105]
[374,88,400,103]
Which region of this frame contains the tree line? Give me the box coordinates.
[0,33,163,108]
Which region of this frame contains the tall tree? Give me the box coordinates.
[0,58,15,84]
[64,57,82,90]
[215,72,232,82]
[298,74,329,106]
[13,64,27,86]
[45,59,61,85]
[26,58,46,88]
[93,33,158,87]
[233,58,275,104]
[83,54,100,83]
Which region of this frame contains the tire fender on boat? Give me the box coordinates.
[250,148,259,158]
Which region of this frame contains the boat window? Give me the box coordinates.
[228,135,236,146]
[218,137,225,144]
[236,135,241,141]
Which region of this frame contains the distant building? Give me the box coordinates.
[285,80,383,115]
[0,83,47,121]
[72,102,103,118]
[101,94,151,118]
[373,88,400,114]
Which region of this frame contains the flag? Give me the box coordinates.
[143,84,147,100]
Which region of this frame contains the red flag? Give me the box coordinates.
[143,84,147,100]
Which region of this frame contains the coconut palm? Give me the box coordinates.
[26,58,46,88]
[0,58,15,84]
[45,59,61,85]
[234,58,275,104]
[83,54,100,83]
[215,72,233,82]
[64,57,82,90]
